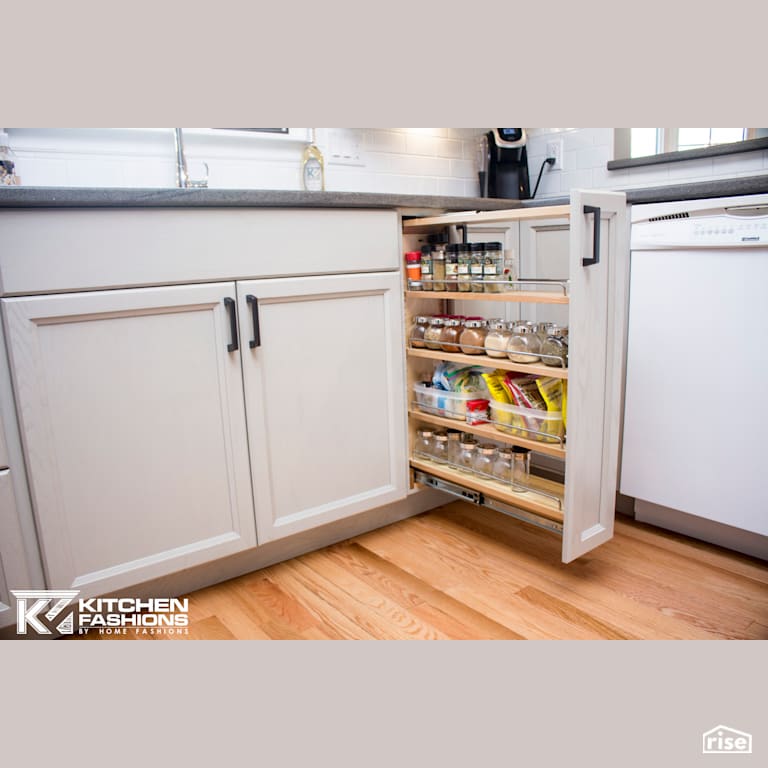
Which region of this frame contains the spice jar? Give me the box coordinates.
[414,427,435,459]
[424,317,445,350]
[445,244,459,292]
[446,430,462,466]
[511,446,531,492]
[457,436,477,473]
[420,245,433,291]
[483,242,504,293]
[492,447,514,484]
[432,430,450,464]
[470,243,485,292]
[457,243,472,292]
[506,323,542,364]
[466,399,490,425]
[440,318,463,353]
[431,243,446,291]
[459,319,487,355]
[473,443,498,478]
[410,315,431,349]
[540,325,569,368]
[484,320,512,358]
[405,251,421,288]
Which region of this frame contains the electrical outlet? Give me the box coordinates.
[546,140,564,170]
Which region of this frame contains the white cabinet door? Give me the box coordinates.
[238,272,407,543]
[2,283,256,596]
[562,190,628,562]
[0,470,25,629]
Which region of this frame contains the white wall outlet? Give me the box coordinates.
[546,140,564,170]
[328,129,364,166]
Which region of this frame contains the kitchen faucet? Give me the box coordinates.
[173,128,208,188]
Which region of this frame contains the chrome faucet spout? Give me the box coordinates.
[173,128,189,188]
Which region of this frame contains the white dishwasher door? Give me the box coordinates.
[620,242,768,537]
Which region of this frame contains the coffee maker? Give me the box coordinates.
[480,128,530,200]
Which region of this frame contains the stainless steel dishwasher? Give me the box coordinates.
[620,192,768,559]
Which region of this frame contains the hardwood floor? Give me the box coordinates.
[78,501,768,640]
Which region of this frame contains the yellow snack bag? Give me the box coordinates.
[535,376,565,440]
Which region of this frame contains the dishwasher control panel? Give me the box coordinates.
[632,213,768,249]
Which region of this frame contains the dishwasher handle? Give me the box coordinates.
[582,205,601,267]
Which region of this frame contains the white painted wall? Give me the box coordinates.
[5,127,767,197]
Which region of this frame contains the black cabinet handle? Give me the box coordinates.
[245,295,261,348]
[224,297,239,352]
[582,205,601,267]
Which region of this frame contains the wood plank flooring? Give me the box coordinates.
[77,501,768,640]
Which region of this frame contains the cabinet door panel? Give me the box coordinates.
[2,283,256,596]
[562,191,628,561]
[239,272,407,542]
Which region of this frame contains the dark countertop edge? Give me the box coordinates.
[0,175,765,211]
[607,137,768,170]
[0,187,533,212]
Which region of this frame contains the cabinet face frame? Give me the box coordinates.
[1,282,257,596]
[401,191,628,562]
[238,271,408,544]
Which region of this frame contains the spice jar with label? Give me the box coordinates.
[492,447,514,484]
[457,243,472,292]
[470,243,485,292]
[420,245,433,291]
[405,251,421,288]
[506,323,542,363]
[484,320,512,358]
[457,436,478,473]
[473,443,498,478]
[432,430,450,464]
[445,244,459,292]
[540,325,569,368]
[414,427,435,459]
[459,319,487,355]
[410,315,431,349]
[431,243,446,291]
[440,318,464,353]
[424,317,445,350]
[483,241,504,293]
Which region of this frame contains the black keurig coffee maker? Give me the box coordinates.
[481,128,531,200]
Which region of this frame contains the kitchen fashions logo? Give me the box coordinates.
[11,589,190,637]
[702,725,753,754]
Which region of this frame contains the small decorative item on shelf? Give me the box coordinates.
[301,129,325,192]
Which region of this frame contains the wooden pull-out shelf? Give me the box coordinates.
[406,289,569,305]
[407,347,568,380]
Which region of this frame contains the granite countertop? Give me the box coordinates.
[0,174,766,210]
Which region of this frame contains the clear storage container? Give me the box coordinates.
[488,400,564,443]
[413,383,478,421]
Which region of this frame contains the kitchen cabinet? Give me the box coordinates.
[401,191,628,562]
[0,469,29,629]
[237,272,407,542]
[0,207,407,597]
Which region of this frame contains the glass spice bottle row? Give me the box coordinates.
[405,242,515,293]
[414,427,532,491]
[411,314,568,368]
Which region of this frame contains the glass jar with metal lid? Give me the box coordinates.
[446,430,462,466]
[459,319,488,355]
[410,315,431,349]
[473,443,498,478]
[424,316,445,350]
[484,320,512,358]
[511,446,531,492]
[420,245,433,291]
[457,436,478,473]
[445,244,459,292]
[483,241,504,293]
[506,323,542,363]
[431,243,446,291]
[440,317,464,353]
[492,446,514,484]
[457,243,472,292]
[470,243,485,292]
[540,324,569,367]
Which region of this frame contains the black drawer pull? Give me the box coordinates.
[582,205,601,267]
[246,295,261,348]
[224,297,239,352]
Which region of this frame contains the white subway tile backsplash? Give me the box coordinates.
[712,151,764,177]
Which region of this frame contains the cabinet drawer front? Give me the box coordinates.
[0,208,400,295]
[2,283,256,595]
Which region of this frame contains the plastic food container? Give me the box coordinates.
[413,383,477,421]
[488,400,564,443]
